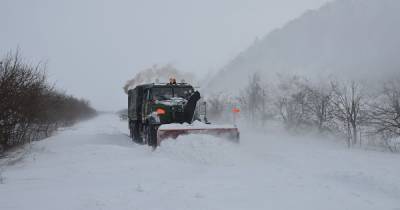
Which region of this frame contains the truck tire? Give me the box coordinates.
[130,121,143,144]
[129,121,134,139]
[129,126,133,139]
[145,124,158,147]
[133,122,142,144]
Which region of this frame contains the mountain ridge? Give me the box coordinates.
[206,0,400,94]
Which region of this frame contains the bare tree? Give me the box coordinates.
[238,73,274,124]
[275,75,312,131]
[331,81,367,147]
[369,80,400,151]
[206,93,229,121]
[244,73,262,120]
[304,81,334,133]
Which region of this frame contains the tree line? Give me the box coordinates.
[0,52,96,153]
[206,73,400,152]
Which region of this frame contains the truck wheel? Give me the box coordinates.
[129,121,134,139]
[133,122,142,144]
[145,124,158,147]
[129,126,133,139]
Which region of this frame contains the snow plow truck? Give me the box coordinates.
[128,79,239,147]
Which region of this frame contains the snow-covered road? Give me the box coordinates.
[1,114,399,210]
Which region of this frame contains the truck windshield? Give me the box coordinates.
[152,87,193,100]
[174,87,193,98]
[152,87,173,100]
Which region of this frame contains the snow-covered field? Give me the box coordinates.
[0,114,399,210]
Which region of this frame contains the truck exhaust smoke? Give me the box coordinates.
[123,64,196,94]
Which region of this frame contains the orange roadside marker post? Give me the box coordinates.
[232,107,240,125]
[232,108,240,113]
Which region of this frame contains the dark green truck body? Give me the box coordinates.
[127,83,199,146]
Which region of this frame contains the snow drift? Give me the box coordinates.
[1,114,400,210]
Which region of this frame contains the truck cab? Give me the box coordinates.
[128,82,200,146]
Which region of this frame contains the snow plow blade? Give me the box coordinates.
[157,124,239,145]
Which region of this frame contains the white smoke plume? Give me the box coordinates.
[123,64,196,94]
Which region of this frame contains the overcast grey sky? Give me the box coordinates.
[1,0,330,111]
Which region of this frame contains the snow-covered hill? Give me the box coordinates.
[207,0,400,93]
[0,114,399,210]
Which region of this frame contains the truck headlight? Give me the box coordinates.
[156,108,166,115]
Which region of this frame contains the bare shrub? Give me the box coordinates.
[0,51,96,151]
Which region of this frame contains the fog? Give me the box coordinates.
[0,0,329,111]
[2,1,400,208]
[206,0,400,95]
